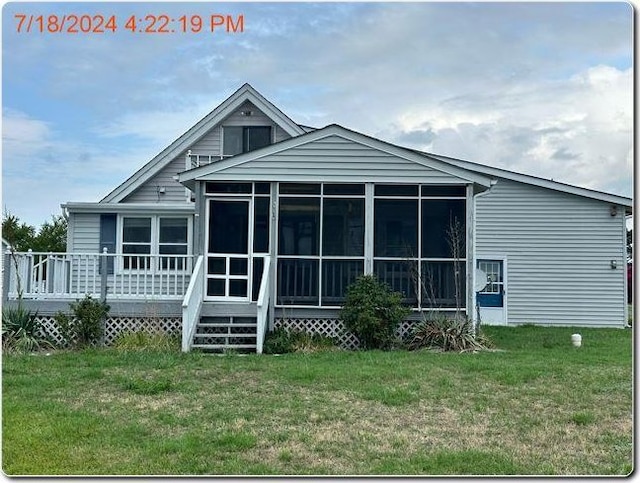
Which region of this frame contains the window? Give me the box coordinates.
[223,126,272,156]
[122,218,151,269]
[159,218,188,270]
[120,216,190,271]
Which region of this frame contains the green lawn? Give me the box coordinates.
[2,326,632,476]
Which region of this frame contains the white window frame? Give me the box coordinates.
[117,214,192,273]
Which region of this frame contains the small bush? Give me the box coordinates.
[407,316,492,352]
[112,330,179,352]
[340,275,411,350]
[263,327,337,354]
[2,304,53,353]
[54,295,110,348]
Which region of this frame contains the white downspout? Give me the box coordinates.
[471,180,497,333]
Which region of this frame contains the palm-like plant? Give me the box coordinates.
[2,304,53,353]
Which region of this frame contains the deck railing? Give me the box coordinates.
[4,250,194,301]
[181,255,204,352]
[186,150,226,169]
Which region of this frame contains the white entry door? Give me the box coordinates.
[477,258,507,325]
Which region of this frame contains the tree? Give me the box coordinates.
[2,212,67,252]
[2,212,35,251]
[32,216,67,252]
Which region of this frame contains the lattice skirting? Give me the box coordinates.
[274,318,421,350]
[35,315,182,347]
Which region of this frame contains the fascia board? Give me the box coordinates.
[430,153,633,208]
[64,202,195,214]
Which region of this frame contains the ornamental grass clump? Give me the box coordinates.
[340,275,411,350]
[407,315,492,352]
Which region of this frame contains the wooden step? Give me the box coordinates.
[194,333,257,339]
[197,322,256,328]
[192,344,257,350]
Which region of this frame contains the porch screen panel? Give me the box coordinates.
[277,197,320,305]
[421,199,466,258]
[208,200,249,254]
[253,197,270,253]
[421,261,466,308]
[322,199,364,256]
[374,199,418,257]
[374,260,418,306]
[321,198,365,305]
[420,195,466,310]
[322,260,363,305]
[278,198,320,255]
[277,259,318,305]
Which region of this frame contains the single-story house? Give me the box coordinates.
[3,83,631,352]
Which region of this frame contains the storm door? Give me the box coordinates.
[476,258,506,325]
[206,199,251,300]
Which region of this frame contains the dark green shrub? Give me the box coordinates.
[53,311,74,348]
[340,275,411,350]
[54,295,110,348]
[2,304,53,353]
[263,327,337,354]
[407,315,492,352]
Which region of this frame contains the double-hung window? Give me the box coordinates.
[120,216,190,271]
[122,218,152,270]
[223,126,272,157]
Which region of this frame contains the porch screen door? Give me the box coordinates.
[206,199,251,299]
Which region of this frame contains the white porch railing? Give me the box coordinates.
[181,255,204,352]
[186,150,226,169]
[4,250,194,300]
[256,256,272,354]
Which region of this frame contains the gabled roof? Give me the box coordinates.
[178,124,494,189]
[101,83,306,203]
[424,152,632,209]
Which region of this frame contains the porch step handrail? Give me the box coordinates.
[181,255,204,352]
[5,251,194,300]
[256,256,272,354]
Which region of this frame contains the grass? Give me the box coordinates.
[2,326,632,476]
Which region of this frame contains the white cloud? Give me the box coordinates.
[384,65,632,196]
[2,108,53,157]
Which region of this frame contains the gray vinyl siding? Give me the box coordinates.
[124,156,188,203]
[190,127,221,154]
[69,213,100,253]
[125,102,293,202]
[190,101,291,154]
[476,178,626,327]
[206,135,467,183]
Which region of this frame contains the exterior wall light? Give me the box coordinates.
[611,260,618,269]
[610,205,618,216]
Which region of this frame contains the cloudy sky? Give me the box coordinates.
[2,1,633,227]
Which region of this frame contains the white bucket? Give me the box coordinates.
[571,333,582,348]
